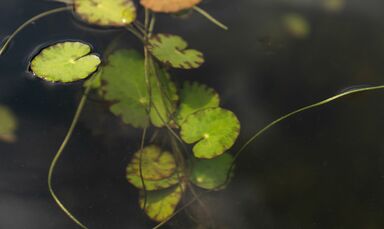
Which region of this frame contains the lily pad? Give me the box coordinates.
[190,153,234,190]
[140,0,202,13]
[0,105,18,143]
[30,41,101,83]
[74,0,136,26]
[100,49,177,128]
[126,145,177,181]
[180,108,240,159]
[147,34,204,69]
[127,171,180,191]
[139,185,184,222]
[176,82,220,124]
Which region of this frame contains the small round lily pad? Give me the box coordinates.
[140,0,202,13]
[0,105,18,143]
[139,185,184,222]
[74,0,136,26]
[190,153,234,190]
[126,145,177,181]
[176,82,220,124]
[147,34,204,69]
[30,41,101,83]
[180,108,240,159]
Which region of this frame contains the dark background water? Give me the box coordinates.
[1,0,384,228]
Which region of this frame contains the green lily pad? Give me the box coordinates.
[180,108,240,159]
[126,145,177,181]
[30,41,101,83]
[176,82,220,124]
[190,153,234,190]
[100,49,177,128]
[147,34,204,69]
[0,105,18,143]
[127,171,180,191]
[74,0,136,26]
[139,185,184,222]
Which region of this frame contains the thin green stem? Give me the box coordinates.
[0,6,71,56]
[139,127,149,210]
[232,85,384,168]
[48,85,92,229]
[125,25,145,42]
[193,6,228,31]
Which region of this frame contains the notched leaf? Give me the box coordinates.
[30,41,101,83]
[180,108,240,159]
[147,34,204,69]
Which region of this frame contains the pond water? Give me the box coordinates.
[1,0,384,228]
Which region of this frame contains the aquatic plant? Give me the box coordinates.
[2,0,384,228]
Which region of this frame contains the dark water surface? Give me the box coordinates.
[2,0,384,228]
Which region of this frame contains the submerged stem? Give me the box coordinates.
[47,85,92,229]
[231,85,384,172]
[0,6,71,56]
[193,6,228,31]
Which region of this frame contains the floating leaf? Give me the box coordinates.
[190,153,234,190]
[176,82,220,124]
[139,185,184,222]
[181,108,240,159]
[126,145,181,190]
[30,41,101,83]
[127,171,180,191]
[100,49,177,128]
[0,105,18,143]
[74,0,136,26]
[140,0,201,13]
[127,145,177,181]
[147,34,204,69]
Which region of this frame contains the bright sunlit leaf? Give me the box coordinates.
[139,185,184,222]
[190,153,234,190]
[140,0,201,13]
[30,41,101,83]
[74,0,136,26]
[176,82,220,124]
[148,34,204,69]
[181,108,240,159]
[0,105,18,143]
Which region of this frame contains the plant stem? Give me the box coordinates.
[48,85,92,229]
[193,6,228,31]
[230,85,384,175]
[0,6,71,56]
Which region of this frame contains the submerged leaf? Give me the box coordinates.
[0,105,18,143]
[181,108,240,159]
[83,68,102,89]
[30,41,101,83]
[100,49,177,128]
[148,34,204,69]
[139,185,184,222]
[190,153,234,190]
[74,0,136,26]
[127,145,177,181]
[140,0,201,13]
[126,145,181,190]
[176,82,220,124]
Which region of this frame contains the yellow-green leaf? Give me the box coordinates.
[139,185,184,222]
[147,34,204,69]
[74,0,136,26]
[0,105,18,143]
[30,41,101,83]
